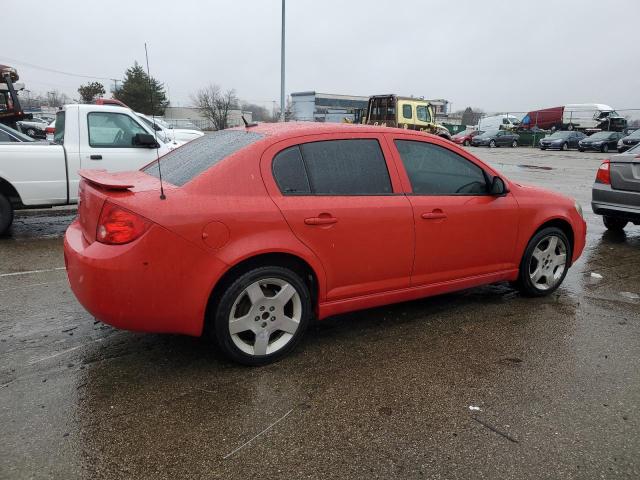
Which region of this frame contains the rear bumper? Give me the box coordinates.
[592,183,640,222]
[64,221,228,336]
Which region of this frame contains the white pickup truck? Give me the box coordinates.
[0,104,172,235]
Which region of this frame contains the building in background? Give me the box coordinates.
[291,91,369,123]
[163,106,252,130]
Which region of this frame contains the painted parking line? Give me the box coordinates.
[0,267,66,278]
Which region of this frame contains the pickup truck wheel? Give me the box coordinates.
[603,216,627,231]
[0,194,14,236]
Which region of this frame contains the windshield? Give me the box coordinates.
[626,129,640,139]
[453,129,474,137]
[137,115,170,142]
[0,124,34,142]
[627,143,640,154]
[548,131,572,139]
[588,132,612,140]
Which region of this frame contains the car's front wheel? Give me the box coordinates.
[602,144,609,153]
[511,140,518,148]
[603,216,627,231]
[211,266,312,365]
[562,142,568,151]
[463,140,470,146]
[516,227,571,297]
[489,140,496,148]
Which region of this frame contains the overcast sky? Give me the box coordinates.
[5,0,639,114]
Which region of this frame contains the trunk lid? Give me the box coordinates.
[610,153,640,193]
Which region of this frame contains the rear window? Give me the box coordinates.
[143,130,263,186]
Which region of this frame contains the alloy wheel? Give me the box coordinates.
[228,278,302,356]
[528,235,567,291]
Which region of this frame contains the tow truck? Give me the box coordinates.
[0,65,30,129]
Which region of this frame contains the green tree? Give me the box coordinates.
[113,62,168,115]
[77,81,106,103]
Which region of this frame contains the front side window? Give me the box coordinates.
[402,104,412,120]
[416,105,431,123]
[88,112,149,148]
[273,139,392,195]
[395,140,488,195]
[0,130,12,142]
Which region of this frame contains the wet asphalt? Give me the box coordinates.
[1,147,639,479]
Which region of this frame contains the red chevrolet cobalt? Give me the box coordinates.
[65,123,586,365]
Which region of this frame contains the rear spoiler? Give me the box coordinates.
[79,170,134,190]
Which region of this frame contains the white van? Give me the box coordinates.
[477,114,521,132]
[563,104,622,130]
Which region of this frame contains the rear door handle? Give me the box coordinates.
[421,210,447,220]
[304,216,338,226]
[90,155,102,160]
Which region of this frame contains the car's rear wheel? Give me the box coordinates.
[562,142,568,151]
[26,128,36,137]
[511,140,518,148]
[0,194,14,236]
[489,140,496,148]
[463,140,470,146]
[540,146,546,150]
[211,266,312,365]
[579,147,585,152]
[602,144,609,153]
[603,216,628,231]
[517,227,571,297]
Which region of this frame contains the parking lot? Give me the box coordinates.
[1,147,639,479]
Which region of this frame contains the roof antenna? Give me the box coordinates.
[144,42,166,200]
[242,114,258,128]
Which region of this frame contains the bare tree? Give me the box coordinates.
[192,85,238,130]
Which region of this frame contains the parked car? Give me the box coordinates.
[135,113,204,146]
[578,131,625,152]
[17,116,49,138]
[477,114,521,132]
[0,104,172,235]
[451,129,481,146]
[0,123,35,143]
[471,129,519,148]
[64,123,586,365]
[617,129,640,153]
[539,131,586,151]
[520,106,564,131]
[592,143,640,231]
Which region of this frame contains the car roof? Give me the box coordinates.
[232,121,438,142]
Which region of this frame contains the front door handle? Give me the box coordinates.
[421,210,447,220]
[90,155,102,160]
[304,216,338,226]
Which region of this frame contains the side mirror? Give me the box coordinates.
[490,176,508,195]
[132,133,158,148]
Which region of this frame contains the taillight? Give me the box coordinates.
[45,126,55,134]
[595,160,611,184]
[96,202,151,245]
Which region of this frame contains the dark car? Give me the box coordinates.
[539,131,586,151]
[617,129,640,153]
[578,131,624,153]
[592,143,640,231]
[471,129,519,148]
[0,123,35,142]
[451,129,481,146]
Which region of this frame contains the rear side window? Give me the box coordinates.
[402,104,412,119]
[395,140,488,195]
[301,139,392,195]
[54,111,65,144]
[143,130,263,186]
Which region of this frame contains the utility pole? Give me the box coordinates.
[280,0,286,122]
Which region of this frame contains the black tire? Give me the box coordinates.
[516,227,571,297]
[561,142,568,151]
[0,194,14,236]
[511,140,518,148]
[26,128,36,137]
[540,146,546,150]
[603,216,627,231]
[567,124,574,131]
[602,144,609,153]
[489,140,496,148]
[209,266,312,366]
[463,140,470,146]
[578,148,585,152]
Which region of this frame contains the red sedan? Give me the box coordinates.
[64,123,586,365]
[451,128,481,146]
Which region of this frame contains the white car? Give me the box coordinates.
[135,113,204,146]
[17,116,50,137]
